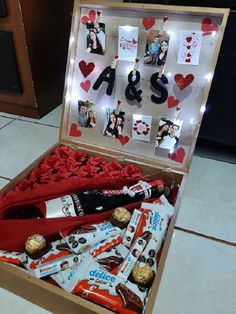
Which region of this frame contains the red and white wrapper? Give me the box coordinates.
[123,209,142,248]
[0,250,26,266]
[61,221,122,254]
[117,237,146,281]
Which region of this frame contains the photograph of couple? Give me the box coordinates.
[78,100,96,129]
[155,118,182,151]
[103,104,125,138]
[144,30,170,67]
[86,21,105,55]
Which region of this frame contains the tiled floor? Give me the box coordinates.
[0,106,235,314]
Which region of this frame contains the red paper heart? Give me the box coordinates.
[80,80,91,92]
[81,10,96,25]
[185,58,191,63]
[142,18,155,31]
[201,17,219,36]
[79,61,95,78]
[163,16,168,22]
[186,36,192,43]
[168,147,185,163]
[133,127,138,131]
[168,96,180,108]
[187,53,191,57]
[186,45,191,50]
[69,123,82,137]
[118,135,129,146]
[143,131,148,136]
[174,74,194,91]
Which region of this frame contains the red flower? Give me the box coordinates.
[121,165,142,178]
[29,168,42,183]
[87,156,106,168]
[38,164,53,183]
[103,161,122,172]
[41,155,62,170]
[14,179,32,192]
[54,145,75,160]
[77,165,99,178]
[73,151,88,165]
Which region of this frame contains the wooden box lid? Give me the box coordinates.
[60,0,229,174]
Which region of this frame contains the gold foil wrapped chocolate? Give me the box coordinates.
[25,234,48,259]
[132,262,154,286]
[110,207,131,228]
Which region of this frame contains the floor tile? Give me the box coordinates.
[0,120,59,179]
[0,112,20,119]
[0,287,51,313]
[0,177,10,190]
[18,105,62,127]
[154,230,236,314]
[176,156,236,243]
[0,116,14,129]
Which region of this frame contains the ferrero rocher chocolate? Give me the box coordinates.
[110,207,131,228]
[132,262,154,286]
[25,234,49,259]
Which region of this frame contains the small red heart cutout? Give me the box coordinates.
[79,61,95,78]
[143,131,148,136]
[118,135,129,146]
[81,16,89,25]
[186,45,191,50]
[201,17,219,36]
[186,36,192,43]
[69,123,82,137]
[142,18,155,31]
[133,127,138,131]
[187,53,191,57]
[80,80,91,92]
[185,58,191,63]
[174,74,194,91]
[168,96,180,108]
[168,147,185,163]
[163,16,168,22]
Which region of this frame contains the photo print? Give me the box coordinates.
[144,30,170,67]
[103,103,125,138]
[118,26,139,61]
[155,117,183,153]
[132,114,152,142]
[86,21,105,55]
[78,100,96,129]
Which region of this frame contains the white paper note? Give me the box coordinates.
[177,30,202,66]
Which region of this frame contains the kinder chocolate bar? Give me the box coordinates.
[51,263,82,292]
[123,209,142,248]
[117,237,146,281]
[90,233,124,258]
[0,250,26,266]
[61,221,122,254]
[152,194,171,205]
[72,256,145,314]
[23,239,73,272]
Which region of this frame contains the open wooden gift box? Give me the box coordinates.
[0,1,229,313]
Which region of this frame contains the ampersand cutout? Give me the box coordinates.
[150,72,168,104]
[125,70,142,102]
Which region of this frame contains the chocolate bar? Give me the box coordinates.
[116,282,143,314]
[123,209,142,248]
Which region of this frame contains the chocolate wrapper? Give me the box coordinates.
[123,209,142,248]
[90,233,124,258]
[0,249,26,266]
[61,221,122,254]
[72,256,146,314]
[117,237,146,281]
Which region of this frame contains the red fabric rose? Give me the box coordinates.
[103,161,122,172]
[14,179,32,192]
[72,151,88,165]
[41,155,62,170]
[38,164,53,183]
[77,165,99,178]
[29,168,42,183]
[87,156,106,168]
[121,165,142,178]
[54,146,75,160]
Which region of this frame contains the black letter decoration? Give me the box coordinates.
[93,56,118,96]
[150,72,168,104]
[125,59,143,102]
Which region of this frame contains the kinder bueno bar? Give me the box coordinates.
[0,250,26,266]
[23,239,73,272]
[90,233,124,258]
[117,237,146,281]
[72,256,145,314]
[34,252,87,278]
[123,209,142,248]
[61,221,122,254]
